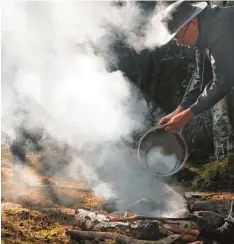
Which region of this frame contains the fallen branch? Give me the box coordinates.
[168,227,196,244]
[108,215,196,222]
[187,242,203,244]
[66,230,180,244]
[162,223,199,236]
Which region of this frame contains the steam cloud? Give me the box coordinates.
[2,1,185,216]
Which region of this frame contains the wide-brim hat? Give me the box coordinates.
[160,0,207,45]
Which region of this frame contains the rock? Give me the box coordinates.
[198,221,234,244]
[194,211,225,228]
[216,221,234,243]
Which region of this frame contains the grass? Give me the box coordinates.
[1,202,71,244]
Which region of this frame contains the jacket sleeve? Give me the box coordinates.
[180,49,211,109]
[190,34,234,115]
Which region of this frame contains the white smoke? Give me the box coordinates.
[2,0,166,141]
[2,0,185,216]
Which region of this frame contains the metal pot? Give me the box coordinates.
[137,127,188,177]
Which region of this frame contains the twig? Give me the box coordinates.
[168,226,195,244]
[108,215,196,222]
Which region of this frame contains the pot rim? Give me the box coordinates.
[137,126,189,177]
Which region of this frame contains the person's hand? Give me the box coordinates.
[158,106,185,126]
[160,109,195,133]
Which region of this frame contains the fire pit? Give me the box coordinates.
[66,196,234,244]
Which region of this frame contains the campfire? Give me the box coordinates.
[66,195,234,244]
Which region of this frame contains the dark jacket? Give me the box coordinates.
[180,5,234,115]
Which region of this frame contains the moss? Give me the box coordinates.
[2,205,70,244]
[39,224,64,238]
[187,153,234,191]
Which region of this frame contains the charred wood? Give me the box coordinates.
[162,223,198,237]
[74,209,162,240]
[108,215,196,222]
[66,230,182,244]
[198,222,234,244]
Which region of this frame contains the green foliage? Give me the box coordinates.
[187,153,234,191]
[39,224,64,239]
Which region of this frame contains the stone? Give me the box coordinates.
[194,211,225,228]
[198,222,234,244]
[216,221,234,243]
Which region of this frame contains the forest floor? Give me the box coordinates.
[1,146,103,244]
[1,146,234,244]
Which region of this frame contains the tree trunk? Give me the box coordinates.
[212,97,234,159]
[227,87,234,129]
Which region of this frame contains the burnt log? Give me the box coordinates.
[74,209,200,243]
[74,209,162,240]
[212,97,234,159]
[162,223,198,237]
[188,199,233,218]
[195,198,234,243]
[66,230,182,244]
[188,200,217,213]
[188,242,203,244]
[108,216,196,222]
